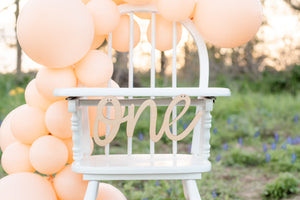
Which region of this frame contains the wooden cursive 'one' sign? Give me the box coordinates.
[93,95,202,146]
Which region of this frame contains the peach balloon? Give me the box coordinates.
[147,15,182,51]
[29,135,68,175]
[124,0,151,4]
[53,165,88,200]
[111,15,141,52]
[87,0,120,36]
[113,0,126,5]
[17,0,94,68]
[75,50,113,87]
[157,0,196,21]
[193,0,263,48]
[45,100,72,139]
[97,183,127,200]
[81,0,90,4]
[25,79,52,111]
[91,34,106,50]
[0,173,57,200]
[35,66,77,102]
[63,137,94,164]
[0,105,26,151]
[11,105,49,145]
[1,142,35,174]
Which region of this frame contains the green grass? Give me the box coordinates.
[0,72,300,199]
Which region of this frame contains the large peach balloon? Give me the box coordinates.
[75,50,113,87]
[113,0,126,5]
[147,15,182,51]
[97,183,127,200]
[53,165,88,200]
[0,105,26,151]
[157,0,196,21]
[25,79,52,111]
[0,173,57,200]
[1,142,35,174]
[45,100,72,139]
[35,66,77,102]
[124,0,151,4]
[29,135,68,175]
[91,34,106,50]
[17,0,94,68]
[87,0,120,36]
[111,15,141,52]
[11,105,48,145]
[193,0,263,48]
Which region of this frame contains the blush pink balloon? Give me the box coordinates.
[25,79,52,111]
[53,165,88,200]
[35,66,77,102]
[111,15,141,52]
[45,100,72,139]
[147,15,182,51]
[91,34,106,50]
[124,0,151,4]
[0,173,57,200]
[157,0,196,21]
[75,50,113,87]
[17,0,94,68]
[1,142,35,174]
[11,105,49,145]
[97,183,127,200]
[29,135,68,175]
[193,0,263,48]
[87,0,120,36]
[0,105,26,151]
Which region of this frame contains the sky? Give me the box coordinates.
[0,0,299,73]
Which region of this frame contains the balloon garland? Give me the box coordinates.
[0,0,262,199]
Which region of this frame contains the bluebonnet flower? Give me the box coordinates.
[188,144,192,153]
[223,143,228,151]
[254,131,260,138]
[167,188,172,195]
[227,118,232,124]
[281,143,287,150]
[183,123,188,130]
[265,153,271,163]
[291,137,300,145]
[238,137,243,146]
[291,153,297,164]
[0,120,2,126]
[138,132,144,141]
[213,128,218,134]
[155,181,160,186]
[274,133,279,143]
[294,114,299,123]
[212,189,218,198]
[216,154,221,162]
[263,143,268,152]
[271,143,276,150]
[287,137,292,144]
[179,118,183,125]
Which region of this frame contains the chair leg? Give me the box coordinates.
[84,181,99,200]
[182,180,201,200]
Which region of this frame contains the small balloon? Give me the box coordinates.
[17,0,94,68]
[0,172,57,200]
[87,0,120,36]
[147,15,182,51]
[111,15,141,52]
[11,105,49,145]
[1,142,35,174]
[25,79,52,111]
[35,66,77,102]
[90,34,106,50]
[45,100,72,139]
[75,50,113,87]
[53,165,88,200]
[29,135,68,175]
[157,0,196,21]
[193,0,263,48]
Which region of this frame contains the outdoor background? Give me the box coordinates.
[0,0,300,199]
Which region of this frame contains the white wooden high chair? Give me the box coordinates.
[54,3,230,200]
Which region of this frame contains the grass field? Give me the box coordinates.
[0,72,299,199]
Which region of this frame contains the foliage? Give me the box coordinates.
[222,148,265,167]
[262,173,299,200]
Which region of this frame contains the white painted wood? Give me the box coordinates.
[84,181,99,200]
[54,87,231,97]
[182,180,201,200]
